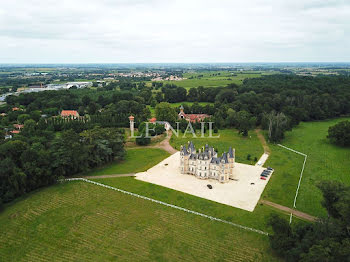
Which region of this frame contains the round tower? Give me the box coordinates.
[129,115,135,134]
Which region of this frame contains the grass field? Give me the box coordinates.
[158,70,275,89]
[0,181,280,261]
[170,129,264,165]
[262,117,350,217]
[93,176,291,231]
[84,148,170,176]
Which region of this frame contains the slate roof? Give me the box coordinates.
[228,147,234,158]
[181,145,189,156]
[185,141,233,164]
[188,141,195,152]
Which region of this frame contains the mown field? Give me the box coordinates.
[84,148,169,176]
[0,181,280,262]
[262,117,350,217]
[170,129,263,165]
[93,176,290,232]
[159,70,275,89]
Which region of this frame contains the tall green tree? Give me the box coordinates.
[327,120,350,147]
[155,102,177,123]
[234,110,256,136]
[263,111,289,142]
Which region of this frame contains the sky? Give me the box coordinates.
[0,0,349,63]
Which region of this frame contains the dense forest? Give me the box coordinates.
[0,123,125,206]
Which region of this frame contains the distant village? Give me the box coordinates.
[0,82,93,102]
[0,70,186,103]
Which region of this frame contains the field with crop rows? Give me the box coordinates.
[0,181,280,261]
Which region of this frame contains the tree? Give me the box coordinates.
[80,127,125,166]
[327,120,350,147]
[82,95,91,106]
[135,133,151,145]
[0,129,5,141]
[268,181,350,262]
[29,110,41,122]
[0,158,26,202]
[215,89,237,104]
[87,101,98,115]
[226,108,236,127]
[234,110,256,136]
[21,119,37,137]
[263,111,289,142]
[0,140,28,167]
[150,99,157,108]
[155,92,163,103]
[155,102,177,123]
[267,214,295,258]
[50,130,89,176]
[187,88,198,101]
[317,180,349,219]
[17,114,31,124]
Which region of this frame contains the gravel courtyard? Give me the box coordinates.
[135,152,273,212]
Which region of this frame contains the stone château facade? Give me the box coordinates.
[180,141,235,183]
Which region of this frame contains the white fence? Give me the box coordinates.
[277,144,308,223]
[64,178,269,236]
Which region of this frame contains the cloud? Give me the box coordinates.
[0,0,349,63]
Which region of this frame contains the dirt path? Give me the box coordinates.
[127,131,178,155]
[255,129,271,154]
[260,200,317,222]
[154,131,178,154]
[83,173,135,179]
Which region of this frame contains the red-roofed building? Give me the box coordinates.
[60,110,80,119]
[10,130,20,134]
[13,124,24,130]
[12,107,20,111]
[178,105,210,123]
[149,117,157,123]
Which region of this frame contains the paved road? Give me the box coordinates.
[260,200,317,222]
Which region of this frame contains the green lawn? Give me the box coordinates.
[170,129,264,165]
[145,70,276,89]
[262,118,350,217]
[147,105,156,117]
[0,181,280,261]
[159,71,274,89]
[84,148,170,176]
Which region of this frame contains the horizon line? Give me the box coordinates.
[1,62,350,65]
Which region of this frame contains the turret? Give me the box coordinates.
[129,115,135,136]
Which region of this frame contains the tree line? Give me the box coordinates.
[0,120,125,207]
[268,180,350,261]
